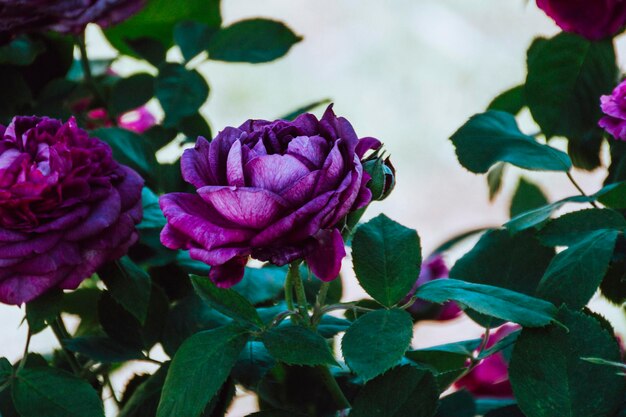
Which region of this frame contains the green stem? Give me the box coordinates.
[284,267,295,312]
[290,262,309,324]
[316,365,351,410]
[566,171,599,208]
[74,34,113,123]
[50,316,82,375]
[312,281,330,326]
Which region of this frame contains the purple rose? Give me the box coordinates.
[536,0,626,40]
[160,105,381,287]
[404,255,462,321]
[455,324,520,398]
[0,0,144,38]
[0,116,143,305]
[599,80,626,141]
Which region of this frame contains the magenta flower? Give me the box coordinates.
[455,324,520,398]
[536,0,626,41]
[404,255,462,321]
[599,80,626,141]
[159,105,381,287]
[0,116,143,305]
[0,0,144,39]
[88,106,157,134]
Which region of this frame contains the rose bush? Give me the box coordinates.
[536,0,626,40]
[0,116,143,304]
[159,105,381,287]
[0,0,144,40]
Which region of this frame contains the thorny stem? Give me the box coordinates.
[290,261,310,325]
[1,328,33,393]
[566,171,599,208]
[459,327,492,379]
[311,281,331,327]
[316,365,351,411]
[50,316,82,375]
[74,34,114,123]
[284,266,295,312]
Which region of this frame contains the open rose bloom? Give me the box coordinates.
[599,79,626,141]
[160,106,381,287]
[0,116,143,305]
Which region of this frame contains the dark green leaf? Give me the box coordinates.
[526,33,617,138]
[119,364,169,417]
[208,19,302,63]
[110,73,154,116]
[596,181,626,209]
[126,38,166,67]
[0,36,44,66]
[178,113,212,140]
[435,390,476,417]
[488,85,525,115]
[450,110,572,173]
[137,187,166,230]
[161,294,229,356]
[246,412,307,417]
[98,257,151,324]
[415,279,557,327]
[279,98,332,121]
[350,365,438,417]
[509,308,625,417]
[105,0,221,55]
[538,208,626,246]
[0,357,11,384]
[341,309,413,381]
[232,341,276,389]
[156,63,209,126]
[92,128,158,185]
[352,214,422,307]
[450,229,554,327]
[509,177,548,218]
[156,325,249,417]
[191,275,263,327]
[316,315,351,338]
[263,325,336,366]
[484,405,526,417]
[12,367,104,417]
[487,162,506,201]
[476,329,520,360]
[537,229,618,309]
[64,337,145,363]
[174,21,217,62]
[505,195,594,233]
[25,288,63,334]
[232,266,286,305]
[475,399,517,416]
[567,130,603,171]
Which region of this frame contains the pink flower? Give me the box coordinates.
[599,80,626,141]
[87,106,156,134]
[455,324,520,398]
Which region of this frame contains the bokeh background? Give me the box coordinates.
[2,1,625,415]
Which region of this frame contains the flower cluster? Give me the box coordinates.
[0,116,143,304]
[160,106,381,287]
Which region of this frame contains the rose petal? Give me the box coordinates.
[287,135,329,169]
[245,154,311,194]
[208,256,248,288]
[181,137,214,188]
[305,228,346,281]
[65,188,122,241]
[355,137,381,158]
[198,186,287,229]
[226,139,246,187]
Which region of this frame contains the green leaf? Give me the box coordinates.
[581,357,626,376]
[450,110,572,174]
[157,325,249,417]
[232,341,276,389]
[232,266,285,305]
[505,195,594,233]
[487,162,506,201]
[596,181,626,209]
[449,229,554,327]
[316,315,351,338]
[25,288,63,334]
[279,98,332,121]
[352,214,422,307]
[476,329,520,360]
[487,85,525,115]
[509,308,625,417]
[155,63,209,126]
[415,279,557,327]
[208,19,302,63]
[341,309,413,381]
[0,36,44,66]
[538,208,626,246]
[119,364,169,417]
[525,33,617,138]
[12,367,104,417]
[92,128,158,185]
[262,325,336,366]
[126,38,167,67]
[64,337,145,363]
[178,113,212,140]
[484,405,526,417]
[191,275,263,328]
[0,357,11,384]
[98,257,151,324]
[435,390,476,417]
[509,177,548,218]
[537,229,618,309]
[174,21,217,62]
[110,73,154,116]
[349,365,438,417]
[105,0,221,55]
